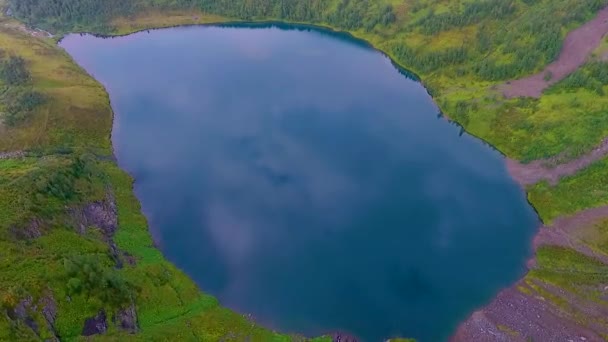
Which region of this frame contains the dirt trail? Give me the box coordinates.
[507,137,608,186]
[452,206,608,342]
[501,6,608,98]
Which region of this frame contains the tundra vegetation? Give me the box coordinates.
[2,0,608,340]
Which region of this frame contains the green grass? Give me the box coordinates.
[528,157,608,223]
[526,246,608,311]
[0,157,308,340]
[0,16,113,155]
[530,246,608,288]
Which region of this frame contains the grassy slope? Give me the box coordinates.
[2,0,608,340]
[0,21,112,154]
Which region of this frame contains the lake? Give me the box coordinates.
[61,24,538,341]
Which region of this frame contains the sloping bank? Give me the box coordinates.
[2,0,608,341]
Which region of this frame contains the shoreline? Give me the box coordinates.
[453,204,608,342]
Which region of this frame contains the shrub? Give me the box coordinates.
[63,255,134,306]
[2,89,46,126]
[0,56,30,85]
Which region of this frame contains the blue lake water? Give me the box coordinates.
[61,24,539,341]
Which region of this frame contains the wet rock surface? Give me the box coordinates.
[114,304,139,333]
[10,218,44,240]
[70,193,118,237]
[82,310,108,336]
[11,297,38,334]
[332,332,359,342]
[40,294,59,340]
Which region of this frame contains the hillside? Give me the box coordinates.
[2,0,608,340]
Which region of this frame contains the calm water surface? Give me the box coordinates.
[61,25,538,341]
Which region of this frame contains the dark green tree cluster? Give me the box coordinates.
[548,61,608,95]
[392,44,469,75]
[33,154,96,202]
[197,0,395,31]
[327,0,395,31]
[473,12,562,80]
[404,0,608,81]
[8,0,135,31]
[0,54,46,126]
[197,0,327,22]
[8,0,396,33]
[416,0,517,35]
[0,56,30,85]
[63,255,134,307]
[2,88,45,126]
[450,100,480,127]
[470,0,608,81]
[560,0,608,24]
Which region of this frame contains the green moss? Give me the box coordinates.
[497,324,520,337]
[528,157,608,223]
[529,246,608,297]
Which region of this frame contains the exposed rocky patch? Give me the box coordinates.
[69,194,141,335]
[69,193,135,268]
[10,191,121,242]
[332,332,359,342]
[40,294,59,340]
[0,150,25,159]
[69,193,118,237]
[3,293,60,340]
[507,137,608,186]
[9,218,44,240]
[501,6,608,98]
[452,280,607,342]
[114,303,138,333]
[122,252,137,266]
[7,297,39,337]
[82,310,108,336]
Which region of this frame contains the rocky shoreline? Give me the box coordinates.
[452,153,608,341]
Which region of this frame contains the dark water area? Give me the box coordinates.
[61,24,538,341]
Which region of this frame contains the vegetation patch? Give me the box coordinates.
[528,156,608,223]
[0,54,46,126]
